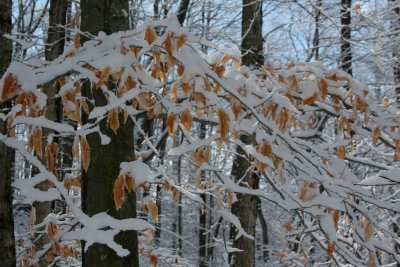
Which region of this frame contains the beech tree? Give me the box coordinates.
[0,0,16,266]
[1,10,400,267]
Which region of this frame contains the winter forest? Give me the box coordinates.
[1,0,400,266]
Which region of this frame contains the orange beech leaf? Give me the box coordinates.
[124,174,135,193]
[303,93,318,105]
[336,146,346,160]
[1,73,20,102]
[124,76,137,90]
[181,109,192,133]
[170,83,177,103]
[367,252,376,267]
[80,136,90,172]
[149,253,158,267]
[372,127,380,145]
[333,210,340,231]
[214,64,225,78]
[120,41,127,55]
[181,82,190,96]
[108,108,120,134]
[176,34,186,49]
[363,219,375,242]
[146,228,154,243]
[288,75,299,91]
[327,242,335,258]
[73,32,80,49]
[28,126,42,158]
[114,175,125,210]
[81,98,90,115]
[46,223,58,241]
[45,142,58,176]
[320,78,328,100]
[218,109,230,140]
[144,196,159,225]
[203,77,211,91]
[144,27,156,45]
[227,191,235,208]
[284,221,292,232]
[165,33,173,55]
[166,113,176,136]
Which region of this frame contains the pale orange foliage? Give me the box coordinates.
[45,142,58,176]
[164,33,173,55]
[1,73,20,102]
[303,93,318,105]
[327,242,335,259]
[218,109,229,141]
[144,197,159,225]
[336,146,346,160]
[180,109,192,133]
[108,108,120,134]
[166,113,176,136]
[176,34,186,49]
[28,126,42,158]
[320,78,328,100]
[144,27,156,45]
[149,253,158,267]
[46,223,58,241]
[114,175,125,210]
[80,136,90,172]
[372,127,380,145]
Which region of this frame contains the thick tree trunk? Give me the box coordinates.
[80,1,138,266]
[34,2,68,260]
[230,1,263,266]
[198,123,207,267]
[340,0,352,75]
[0,0,16,266]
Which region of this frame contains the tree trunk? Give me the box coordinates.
[0,0,16,266]
[340,0,352,76]
[80,1,138,266]
[230,1,263,266]
[257,201,269,263]
[389,0,400,103]
[177,0,190,26]
[34,1,68,260]
[198,123,207,267]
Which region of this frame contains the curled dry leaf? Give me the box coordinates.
[46,223,58,241]
[326,242,335,259]
[166,113,176,136]
[320,78,328,100]
[28,126,42,158]
[73,32,80,49]
[114,175,125,210]
[80,136,90,172]
[144,27,156,45]
[165,33,173,55]
[108,108,120,134]
[218,109,230,141]
[1,73,20,102]
[143,196,159,225]
[372,127,380,145]
[149,253,158,267]
[336,146,346,160]
[176,34,186,49]
[124,174,135,193]
[181,109,192,133]
[45,142,58,176]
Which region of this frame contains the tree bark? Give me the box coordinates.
[389,0,400,103]
[34,2,68,260]
[80,1,138,266]
[177,0,190,26]
[0,0,16,266]
[229,1,263,266]
[340,0,352,76]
